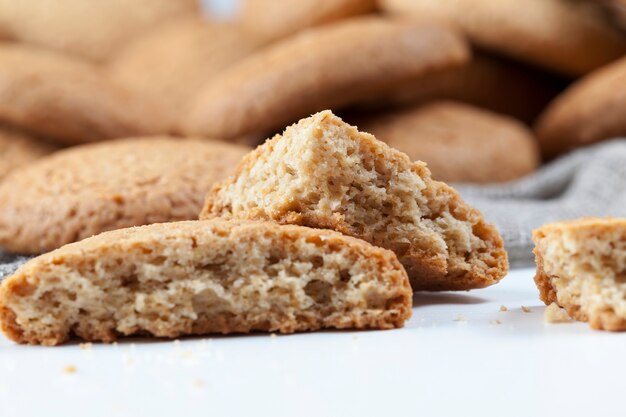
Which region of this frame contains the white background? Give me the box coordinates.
[1,267,624,417]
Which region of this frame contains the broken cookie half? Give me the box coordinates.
[0,219,412,345]
[202,110,508,291]
[533,217,626,331]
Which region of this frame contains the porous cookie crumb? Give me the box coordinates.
[63,365,77,374]
[79,342,92,350]
[489,319,501,325]
[521,306,531,313]
[544,302,572,323]
[499,305,508,312]
[0,219,412,345]
[533,217,626,331]
[202,110,508,291]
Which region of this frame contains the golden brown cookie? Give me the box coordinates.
[0,44,169,145]
[372,51,567,124]
[0,219,413,345]
[180,17,469,141]
[0,128,56,181]
[0,137,250,254]
[535,56,626,158]
[0,0,199,62]
[533,217,626,331]
[379,0,626,76]
[239,0,376,41]
[108,18,263,129]
[356,101,540,183]
[202,111,508,291]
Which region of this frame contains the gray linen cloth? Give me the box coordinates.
[1,139,625,280]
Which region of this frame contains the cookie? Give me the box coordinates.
[108,18,263,128]
[239,0,376,41]
[0,0,198,62]
[0,44,168,145]
[0,128,56,180]
[180,17,469,141]
[201,111,508,291]
[535,56,626,158]
[356,101,540,183]
[533,217,626,331]
[0,137,250,254]
[588,0,626,30]
[374,51,567,124]
[0,219,412,345]
[379,0,626,76]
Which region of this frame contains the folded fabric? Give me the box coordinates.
[457,139,626,266]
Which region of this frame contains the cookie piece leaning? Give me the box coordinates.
[0,137,249,254]
[180,17,469,141]
[535,56,626,159]
[0,128,57,181]
[0,220,413,345]
[202,110,508,291]
[357,101,540,183]
[0,44,168,145]
[533,217,626,331]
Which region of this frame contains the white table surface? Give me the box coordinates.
[1,267,623,417]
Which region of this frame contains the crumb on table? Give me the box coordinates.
[79,342,92,350]
[521,306,531,313]
[63,365,77,374]
[544,302,572,323]
[499,305,508,312]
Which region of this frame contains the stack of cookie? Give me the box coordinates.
[0,0,625,343]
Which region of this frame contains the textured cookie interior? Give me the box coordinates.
[0,221,410,345]
[204,111,506,290]
[534,219,626,331]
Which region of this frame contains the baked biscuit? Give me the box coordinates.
[379,0,626,76]
[375,51,566,124]
[0,137,250,254]
[239,0,376,41]
[109,18,262,128]
[0,45,168,145]
[181,17,469,141]
[533,217,626,331]
[536,56,626,158]
[0,219,413,345]
[0,128,56,181]
[0,0,198,62]
[357,101,540,183]
[202,111,508,291]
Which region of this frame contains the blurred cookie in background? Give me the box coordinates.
[0,44,168,145]
[536,56,626,158]
[379,0,626,76]
[0,0,199,62]
[180,17,469,141]
[0,137,250,254]
[238,0,376,42]
[0,128,57,181]
[354,101,540,183]
[109,17,263,132]
[588,0,626,30]
[365,51,568,124]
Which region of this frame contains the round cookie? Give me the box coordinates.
[0,128,56,181]
[0,44,167,145]
[357,101,540,183]
[108,18,263,128]
[372,51,567,124]
[0,137,250,254]
[379,0,626,76]
[0,0,198,62]
[239,0,376,41]
[535,56,626,158]
[180,17,469,141]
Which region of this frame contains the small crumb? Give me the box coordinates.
[270,333,277,339]
[490,320,501,325]
[112,341,118,346]
[521,306,531,313]
[499,305,508,312]
[63,365,77,374]
[454,314,466,322]
[544,302,572,323]
[173,339,181,346]
[193,378,205,388]
[79,343,92,350]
